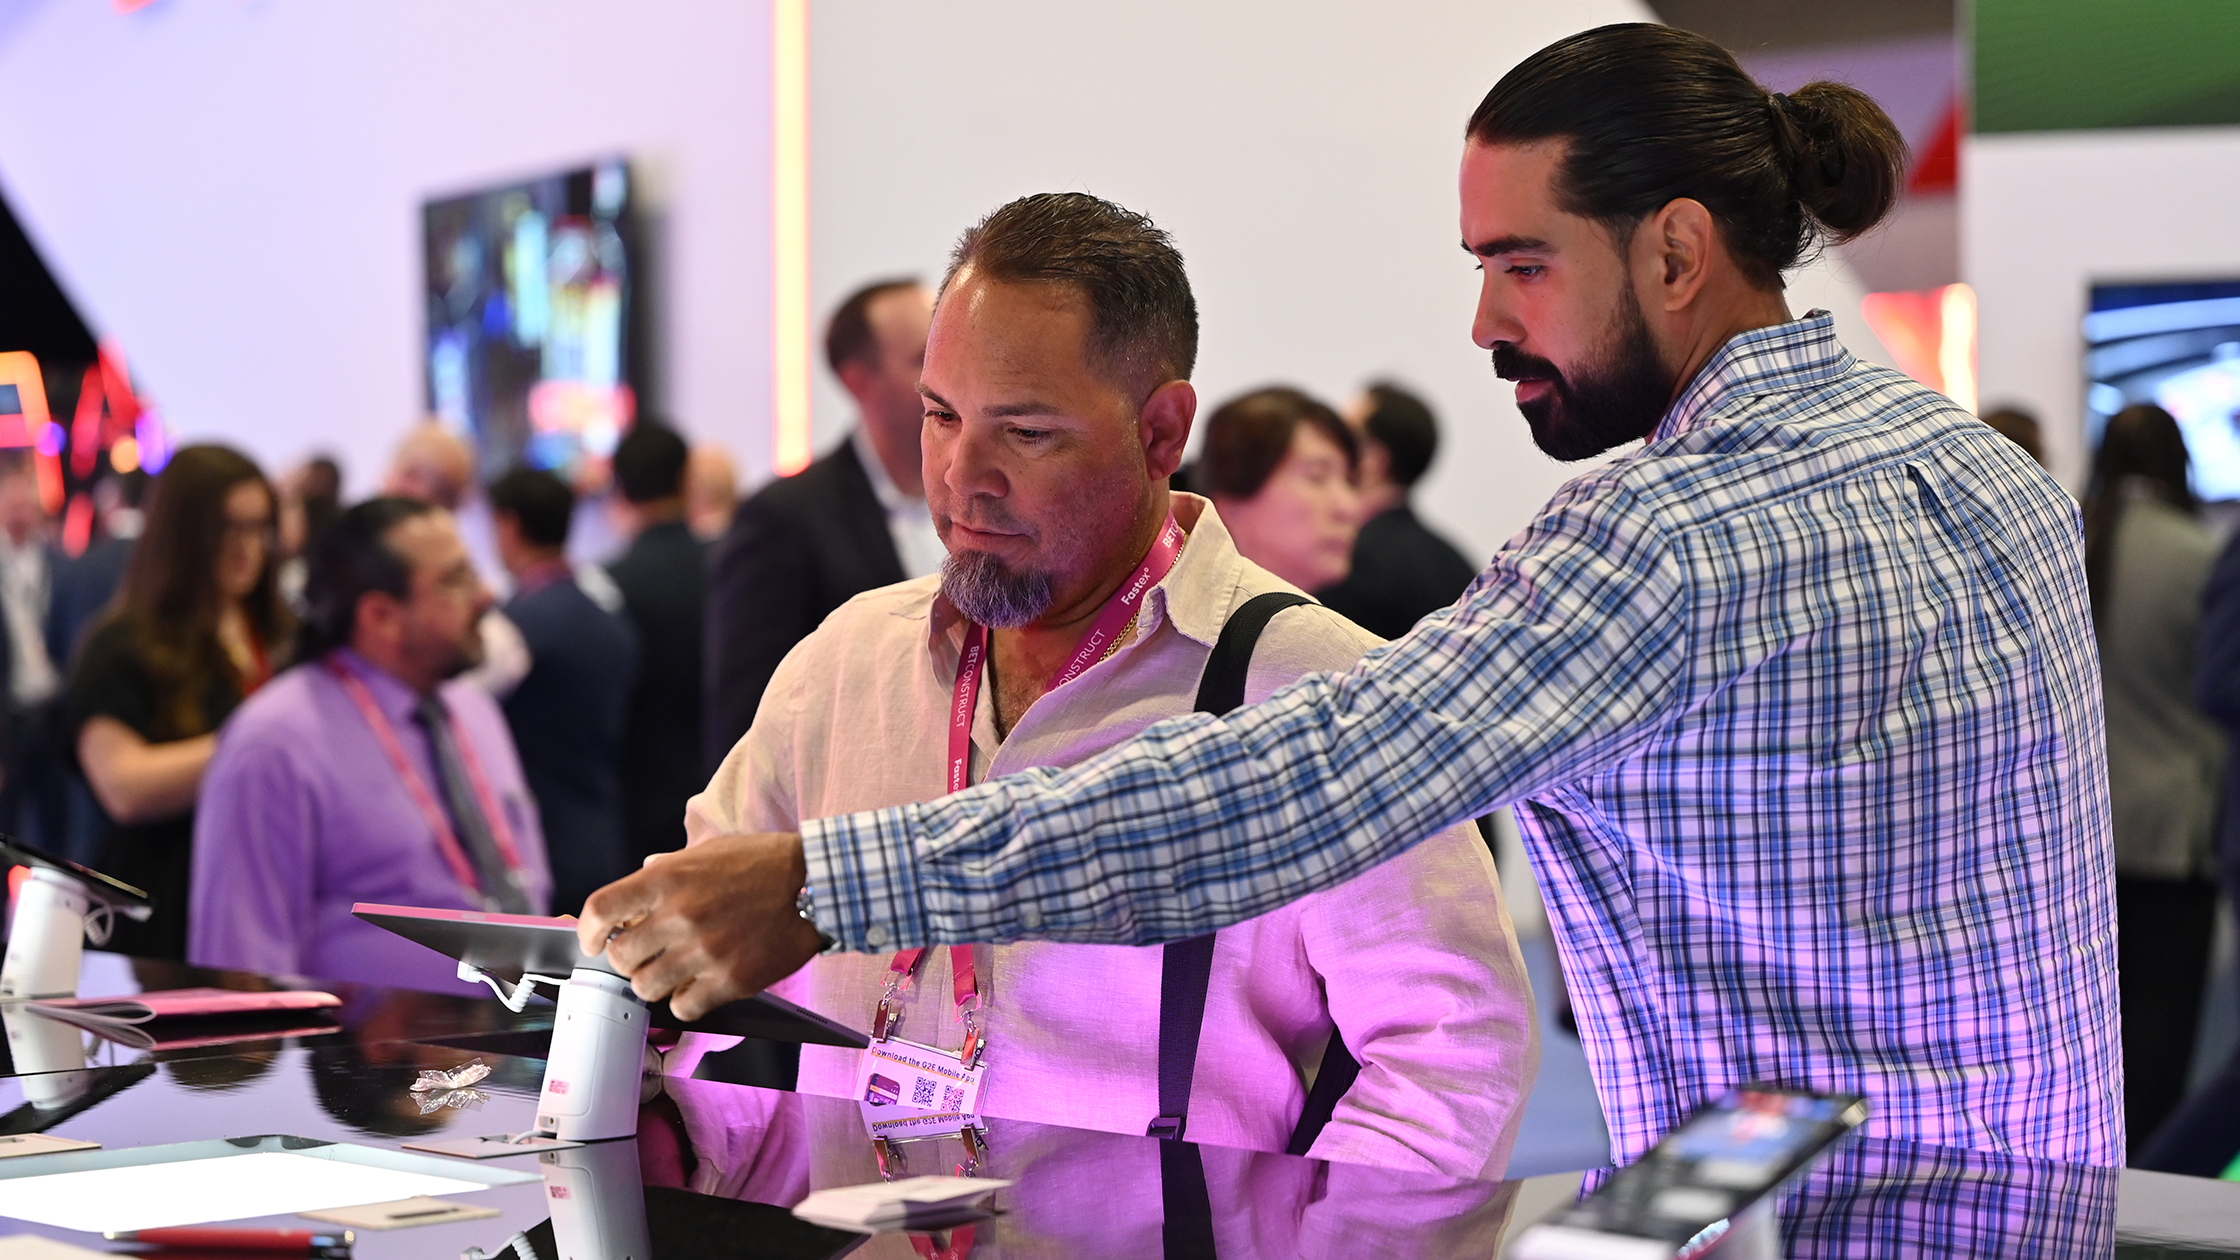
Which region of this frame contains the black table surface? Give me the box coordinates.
[0,951,2230,1258]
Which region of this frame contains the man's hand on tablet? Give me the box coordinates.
[577,831,825,1022]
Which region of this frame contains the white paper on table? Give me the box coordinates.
[792,1175,1012,1232]
[0,1151,489,1234]
[0,1238,109,1259]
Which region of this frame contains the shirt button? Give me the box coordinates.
[1019,906,1042,931]
[865,925,890,949]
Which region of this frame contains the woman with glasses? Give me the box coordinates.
[66,444,292,959]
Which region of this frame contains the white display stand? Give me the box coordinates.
[458,962,650,1144]
[0,868,98,1000]
[533,969,650,1143]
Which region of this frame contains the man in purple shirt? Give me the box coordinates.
[191,496,552,993]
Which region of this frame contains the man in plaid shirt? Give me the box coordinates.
[587,24,2122,1166]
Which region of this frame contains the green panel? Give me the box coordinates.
[1975,0,2240,133]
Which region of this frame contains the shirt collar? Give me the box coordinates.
[511,557,573,598]
[851,427,921,515]
[1653,310,1853,443]
[920,492,1250,679]
[330,647,430,719]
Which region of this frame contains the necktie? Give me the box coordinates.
[411,695,532,914]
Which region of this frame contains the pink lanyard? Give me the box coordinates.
[881,515,1187,1052]
[944,513,1186,792]
[326,659,527,899]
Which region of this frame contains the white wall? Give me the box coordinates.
[807,1,1896,561]
[1967,126,2240,491]
[0,0,775,496]
[0,0,1898,545]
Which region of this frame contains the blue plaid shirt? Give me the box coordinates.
[802,313,2123,1167]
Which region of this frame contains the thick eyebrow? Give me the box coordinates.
[919,384,1068,420]
[1463,234,1553,259]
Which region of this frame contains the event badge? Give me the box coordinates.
[856,1038,986,1141]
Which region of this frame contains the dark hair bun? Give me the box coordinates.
[1774,81,1908,243]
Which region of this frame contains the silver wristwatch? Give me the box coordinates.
[796,884,839,954]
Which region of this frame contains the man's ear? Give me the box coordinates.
[1139,380,1197,482]
[353,589,402,650]
[834,357,877,405]
[1636,197,1717,314]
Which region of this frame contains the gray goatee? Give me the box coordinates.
[941,549,1054,628]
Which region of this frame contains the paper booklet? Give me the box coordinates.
[19,989,341,1050]
[791,1175,1011,1233]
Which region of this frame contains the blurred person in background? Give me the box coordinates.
[49,466,149,863]
[382,421,531,699]
[0,454,65,850]
[49,468,148,670]
[1318,382,1481,639]
[1196,387,1361,594]
[276,455,343,612]
[2083,402,2226,1145]
[67,445,289,958]
[604,422,703,861]
[684,443,739,543]
[190,497,551,991]
[1979,406,2045,468]
[490,468,637,914]
[2139,461,2240,1173]
[705,279,938,768]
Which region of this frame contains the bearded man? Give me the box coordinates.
[589,24,2121,1169]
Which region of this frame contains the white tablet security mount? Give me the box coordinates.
[0,842,154,1001]
[456,960,649,1144]
[352,902,868,1149]
[0,842,153,1115]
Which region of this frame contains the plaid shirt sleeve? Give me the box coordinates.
[803,314,2122,1167]
[800,468,1694,953]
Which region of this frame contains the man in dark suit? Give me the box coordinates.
[704,278,939,768]
[605,422,708,861]
[1315,382,1481,640]
[490,467,638,915]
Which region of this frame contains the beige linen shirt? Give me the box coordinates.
[685,494,1537,1177]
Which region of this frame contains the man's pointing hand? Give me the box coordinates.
[576,831,827,1022]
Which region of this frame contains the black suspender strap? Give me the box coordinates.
[1156,591,1309,1260]
[1148,591,1310,1144]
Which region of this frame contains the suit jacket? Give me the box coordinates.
[502,574,639,915]
[2197,528,2240,897]
[704,438,903,769]
[1315,505,1481,640]
[49,536,130,674]
[605,518,707,860]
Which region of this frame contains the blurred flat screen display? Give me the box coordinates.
[424,158,636,477]
[2086,279,2240,500]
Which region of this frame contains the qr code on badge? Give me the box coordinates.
[912,1077,937,1108]
[942,1084,966,1111]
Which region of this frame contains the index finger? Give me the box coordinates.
[577,868,659,957]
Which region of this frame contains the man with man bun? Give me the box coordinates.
[587,24,2122,1168]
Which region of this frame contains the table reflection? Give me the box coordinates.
[637,1076,1519,1259]
[1777,1136,2119,1259]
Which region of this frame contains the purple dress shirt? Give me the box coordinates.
[188,649,553,994]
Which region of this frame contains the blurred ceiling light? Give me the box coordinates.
[772,0,812,477]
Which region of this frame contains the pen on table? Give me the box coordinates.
[103,1226,353,1256]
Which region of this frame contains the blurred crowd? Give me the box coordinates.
[7,277,1480,987]
[27,268,2238,1175]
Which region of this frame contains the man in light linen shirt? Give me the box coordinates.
[676,193,1535,1178]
